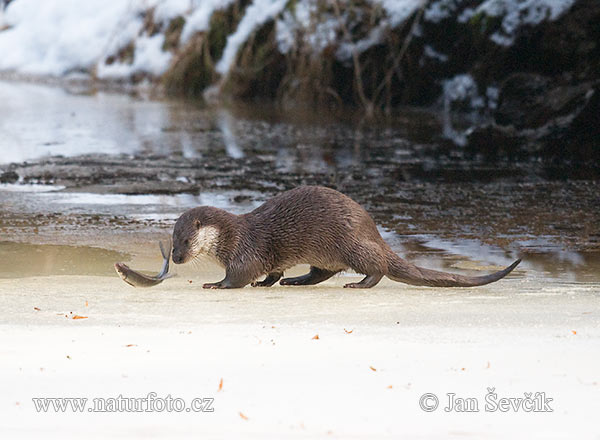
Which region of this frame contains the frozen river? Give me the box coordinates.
[0,79,599,439]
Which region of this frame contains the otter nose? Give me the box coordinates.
[172,251,183,264]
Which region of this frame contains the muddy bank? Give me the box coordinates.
[2,150,599,277]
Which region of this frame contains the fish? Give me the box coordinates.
[115,239,174,287]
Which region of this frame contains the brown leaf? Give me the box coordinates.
[369,366,377,372]
[218,378,223,392]
[33,307,41,311]
[312,334,319,340]
[125,344,137,347]
[239,412,248,420]
[85,301,89,307]
[387,385,393,389]
[572,330,577,335]
[72,315,88,320]
[344,328,353,334]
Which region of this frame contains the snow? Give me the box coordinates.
[0,0,231,79]
[0,0,579,81]
[336,23,388,62]
[98,34,172,79]
[276,0,423,60]
[423,44,448,62]
[0,0,138,76]
[178,0,235,44]
[424,0,462,23]
[215,0,288,76]
[425,0,575,45]
[477,0,576,46]
[441,73,485,146]
[443,73,482,105]
[371,0,422,27]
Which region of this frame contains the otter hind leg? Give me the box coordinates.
[251,272,283,287]
[280,267,339,286]
[343,274,383,289]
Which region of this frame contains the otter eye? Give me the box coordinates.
[195,220,201,229]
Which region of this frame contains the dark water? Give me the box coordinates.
[0,80,599,282]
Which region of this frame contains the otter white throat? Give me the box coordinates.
[191,225,220,258]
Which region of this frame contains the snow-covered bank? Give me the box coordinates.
[0,0,228,78]
[0,0,575,81]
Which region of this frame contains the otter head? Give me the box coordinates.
[172,207,223,264]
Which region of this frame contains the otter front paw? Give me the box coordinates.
[202,282,223,289]
[251,280,268,287]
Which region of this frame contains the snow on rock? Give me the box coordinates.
[442,73,485,146]
[425,0,575,46]
[476,0,576,46]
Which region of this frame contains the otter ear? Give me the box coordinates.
[195,220,201,229]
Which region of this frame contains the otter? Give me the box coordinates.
[172,186,521,289]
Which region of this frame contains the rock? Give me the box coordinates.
[0,170,19,183]
[465,123,522,160]
[495,73,596,130]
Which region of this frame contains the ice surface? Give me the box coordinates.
[0,269,598,439]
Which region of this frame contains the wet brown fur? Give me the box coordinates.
[172,186,521,289]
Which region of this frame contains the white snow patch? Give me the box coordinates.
[98,34,172,79]
[424,0,461,23]
[0,0,142,75]
[336,22,388,62]
[215,0,288,76]
[370,0,422,27]
[179,0,235,44]
[0,0,231,78]
[442,73,484,146]
[276,0,422,59]
[423,44,448,62]
[477,0,576,46]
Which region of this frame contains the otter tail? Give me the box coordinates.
[386,251,521,287]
